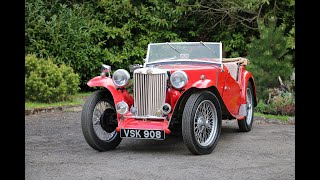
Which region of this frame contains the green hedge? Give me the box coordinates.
[25,0,186,89]
[25,0,295,106]
[25,54,80,103]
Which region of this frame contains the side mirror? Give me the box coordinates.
[129,64,143,73]
[101,64,111,77]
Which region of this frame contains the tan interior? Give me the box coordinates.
[222,57,250,81]
[223,62,239,81]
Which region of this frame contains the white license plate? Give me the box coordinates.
[120,129,165,140]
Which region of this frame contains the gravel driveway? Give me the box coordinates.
[25,111,295,180]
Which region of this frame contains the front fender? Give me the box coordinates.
[192,79,215,88]
[87,76,133,107]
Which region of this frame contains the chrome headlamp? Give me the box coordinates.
[112,69,130,87]
[161,103,171,115]
[116,101,129,115]
[170,70,188,89]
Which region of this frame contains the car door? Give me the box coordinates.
[221,68,241,116]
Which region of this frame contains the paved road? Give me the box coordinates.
[25,111,295,180]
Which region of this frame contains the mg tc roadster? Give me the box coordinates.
[81,42,257,155]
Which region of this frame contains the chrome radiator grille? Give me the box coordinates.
[133,70,167,116]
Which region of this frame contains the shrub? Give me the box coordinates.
[269,91,295,116]
[25,0,106,89]
[25,54,80,103]
[256,91,295,116]
[25,0,186,89]
[255,100,270,114]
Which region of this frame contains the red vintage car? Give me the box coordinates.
[81,42,257,155]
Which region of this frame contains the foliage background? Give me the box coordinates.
[25,0,295,114]
[25,54,80,103]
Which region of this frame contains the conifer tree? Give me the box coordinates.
[246,16,293,101]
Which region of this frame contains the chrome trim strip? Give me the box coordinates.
[148,42,221,45]
[220,41,223,71]
[238,104,247,116]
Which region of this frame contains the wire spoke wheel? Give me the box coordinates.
[245,87,253,125]
[92,100,117,141]
[182,91,222,155]
[81,90,122,151]
[194,100,218,147]
[238,82,255,132]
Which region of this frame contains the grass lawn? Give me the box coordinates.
[25,92,92,109]
[254,112,293,122]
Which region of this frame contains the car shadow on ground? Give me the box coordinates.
[112,122,242,155]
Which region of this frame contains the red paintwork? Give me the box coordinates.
[87,76,133,107]
[160,64,241,116]
[239,68,256,104]
[221,70,241,115]
[167,88,181,110]
[192,79,215,88]
[116,118,171,134]
[87,62,256,134]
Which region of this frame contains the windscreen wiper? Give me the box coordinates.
[166,42,181,54]
[200,41,216,54]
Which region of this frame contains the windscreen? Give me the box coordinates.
[147,42,221,63]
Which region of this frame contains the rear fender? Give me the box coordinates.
[240,71,257,106]
[87,76,133,107]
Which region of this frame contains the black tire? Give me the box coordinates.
[81,90,122,151]
[182,91,222,155]
[238,82,254,132]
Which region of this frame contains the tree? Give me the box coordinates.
[246,16,293,101]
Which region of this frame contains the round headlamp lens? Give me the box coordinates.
[116,101,129,115]
[112,69,130,87]
[170,70,188,89]
[130,106,137,115]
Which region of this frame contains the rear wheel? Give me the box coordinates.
[182,91,222,155]
[238,82,254,132]
[81,90,121,151]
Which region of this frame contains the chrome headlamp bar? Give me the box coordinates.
[101,64,111,77]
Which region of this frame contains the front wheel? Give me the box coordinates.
[81,90,122,151]
[238,82,254,132]
[182,91,222,155]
